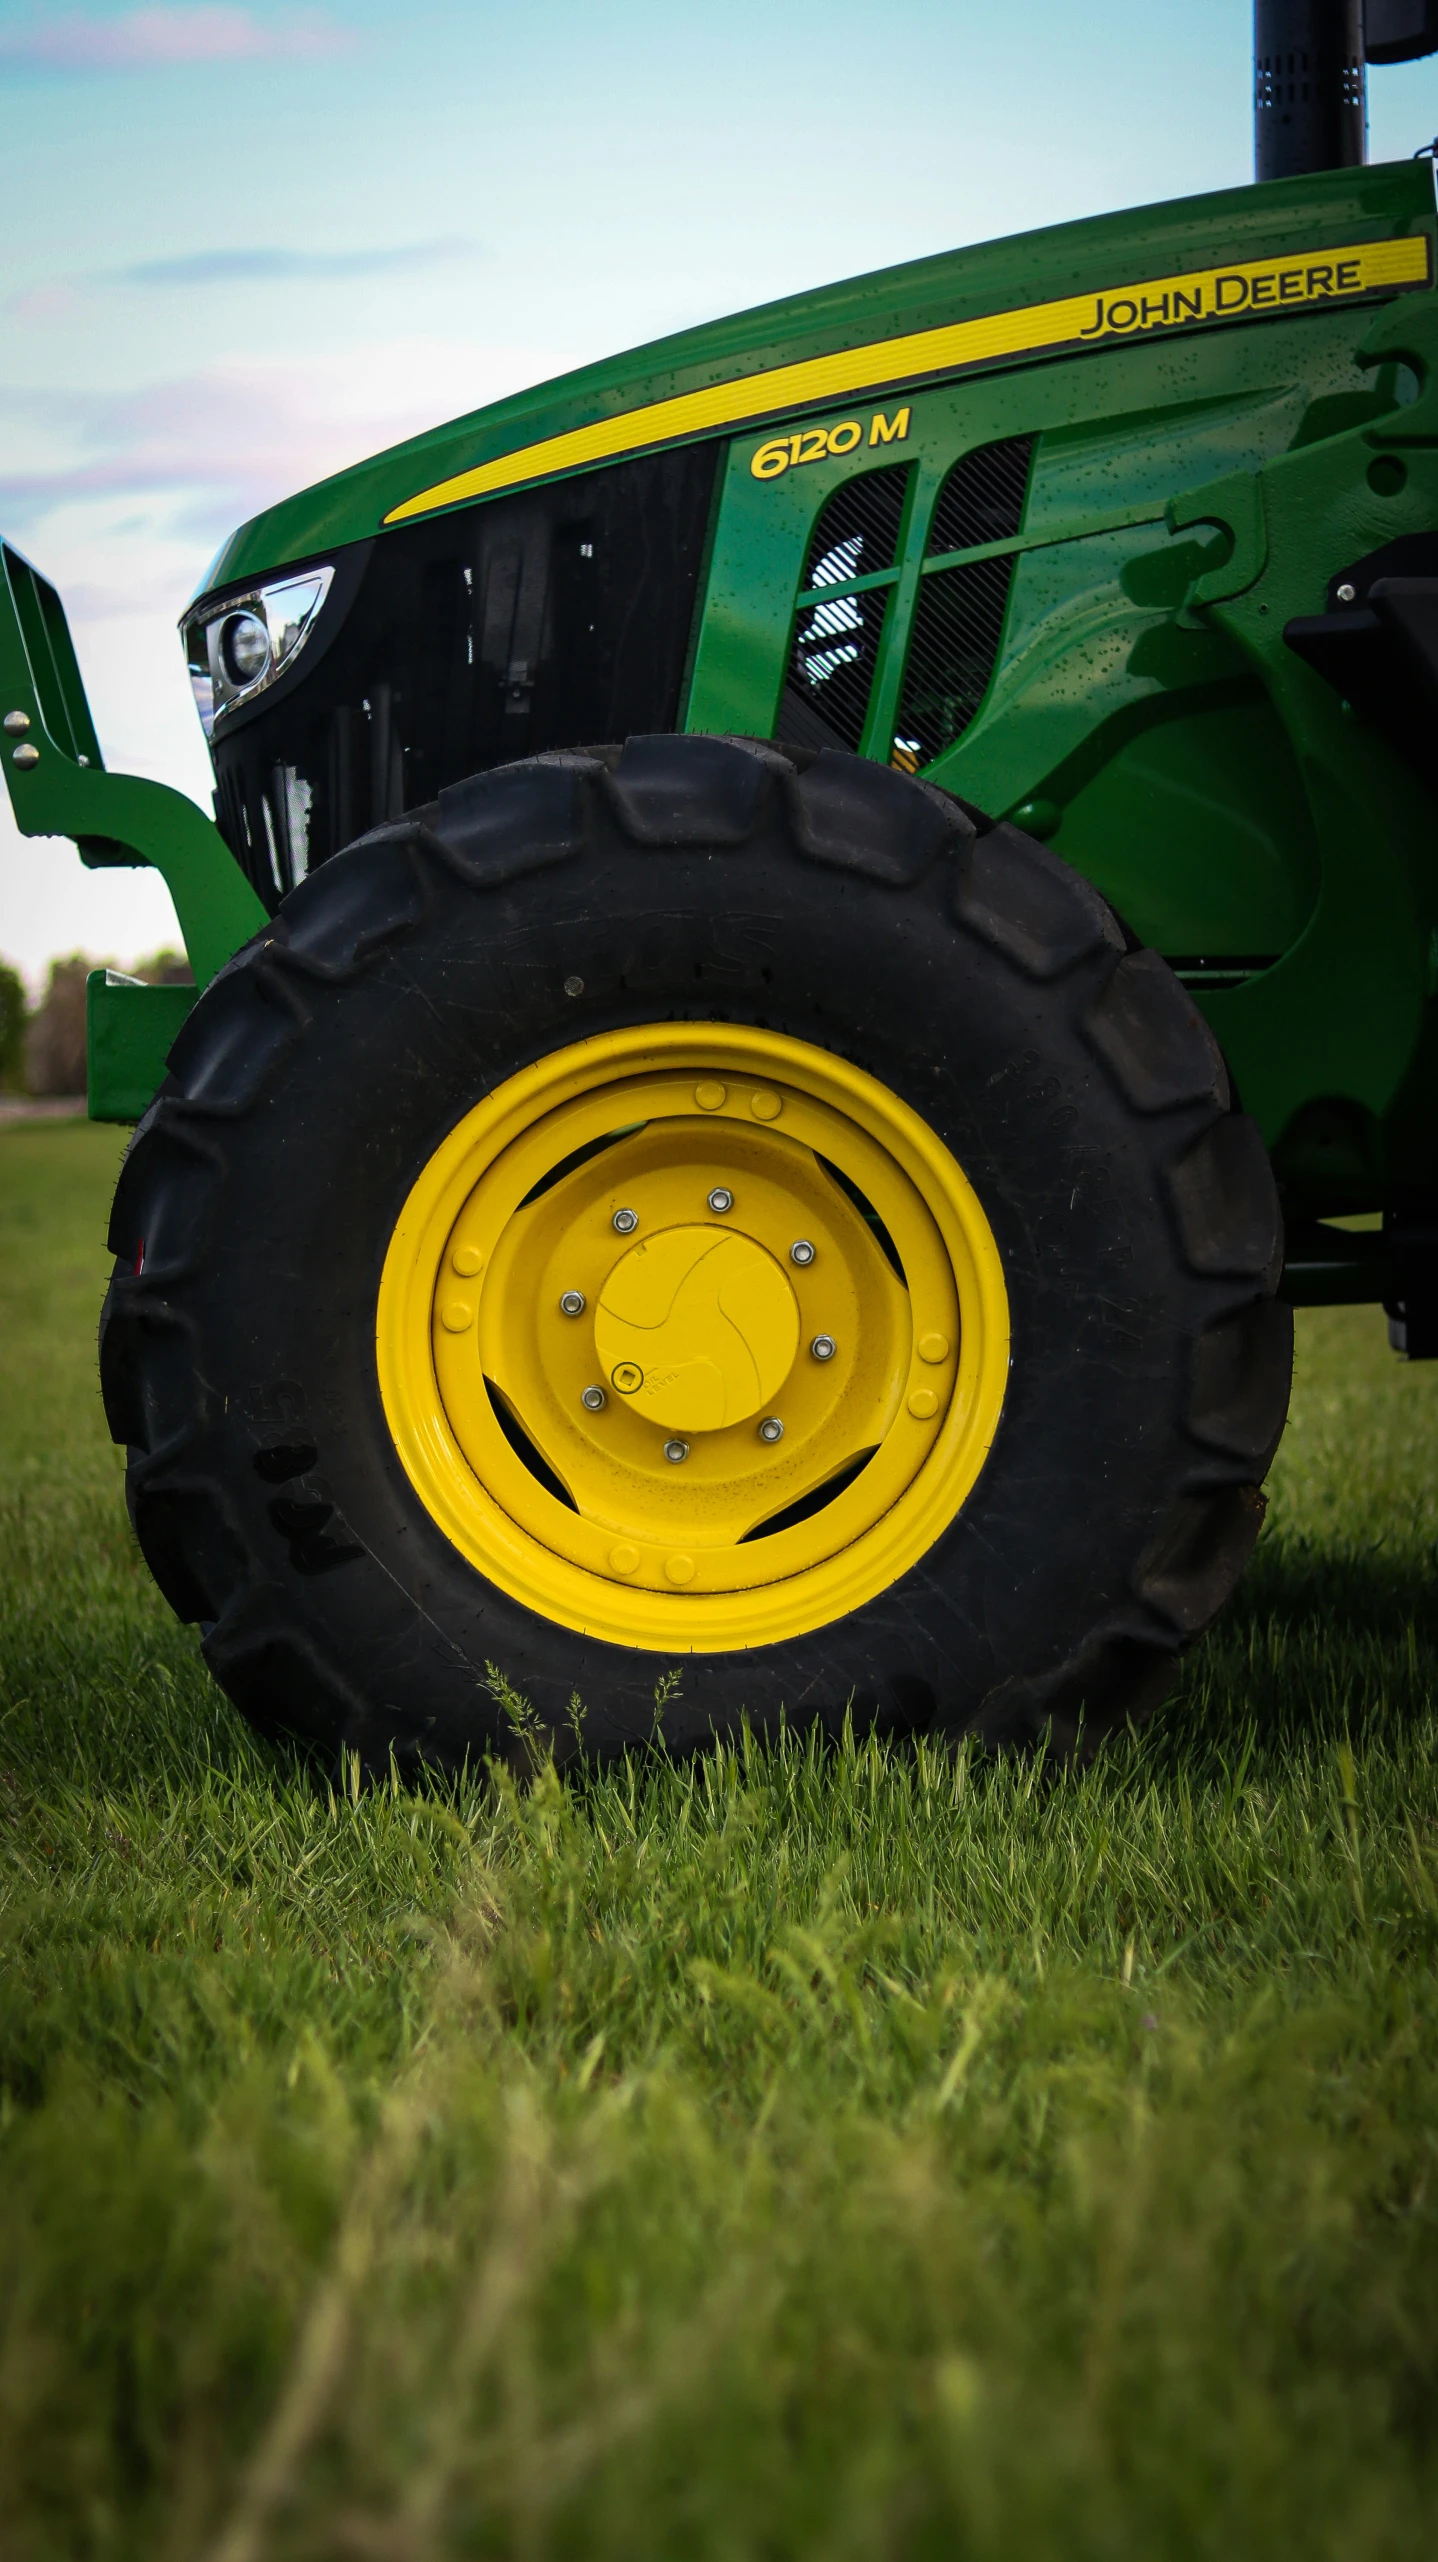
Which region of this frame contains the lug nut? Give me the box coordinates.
[559,1290,586,1316]
[1336,582,1357,603]
[664,1438,689,1463]
[811,1334,837,1362]
[759,1416,784,1444]
[612,1206,639,1234]
[707,1187,734,1214]
[581,1385,607,1412]
[790,1239,816,1267]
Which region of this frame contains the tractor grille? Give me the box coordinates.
[893,436,1033,767]
[779,463,910,753]
[800,465,909,588]
[205,441,719,908]
[894,557,1017,767]
[927,434,1033,559]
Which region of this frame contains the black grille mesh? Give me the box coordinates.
[782,584,892,754]
[207,442,718,910]
[927,434,1033,558]
[893,555,1016,766]
[801,464,910,590]
[780,465,909,753]
[888,435,1034,765]
[784,468,907,748]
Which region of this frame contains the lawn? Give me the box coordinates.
[2,1119,1437,2561]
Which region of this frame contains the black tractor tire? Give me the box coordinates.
[99,734,1291,1769]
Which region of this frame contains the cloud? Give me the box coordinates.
[0,338,577,566]
[6,239,475,323]
[118,241,475,286]
[7,282,91,325]
[0,7,356,71]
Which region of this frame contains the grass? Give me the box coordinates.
[3,1120,1438,2561]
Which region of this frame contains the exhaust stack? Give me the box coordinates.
[1255,1,1438,179]
[1254,1,1366,180]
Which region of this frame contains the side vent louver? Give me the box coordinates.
[927,435,1034,559]
[780,464,911,753]
[893,435,1033,770]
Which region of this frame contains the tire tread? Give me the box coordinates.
[100,739,1290,1763]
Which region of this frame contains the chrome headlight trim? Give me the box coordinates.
[183,564,334,740]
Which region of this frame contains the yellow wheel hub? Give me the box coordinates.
[595,1226,800,1431]
[378,1025,1009,1649]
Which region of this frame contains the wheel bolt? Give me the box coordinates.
[581,1385,607,1412]
[612,1207,639,1234]
[664,1439,689,1464]
[811,1334,837,1362]
[759,1416,784,1444]
[790,1239,816,1267]
[707,1187,734,1214]
[559,1290,586,1316]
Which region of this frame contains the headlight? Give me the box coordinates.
[221,610,270,687]
[182,565,333,739]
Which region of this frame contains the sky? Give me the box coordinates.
[1,0,1435,985]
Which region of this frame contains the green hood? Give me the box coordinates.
[199,157,1432,599]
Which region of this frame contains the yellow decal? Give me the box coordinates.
[870,406,911,447]
[384,234,1430,525]
[749,406,911,480]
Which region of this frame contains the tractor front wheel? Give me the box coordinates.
[99,735,1290,1766]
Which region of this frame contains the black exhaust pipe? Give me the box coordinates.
[1254,0,1366,178]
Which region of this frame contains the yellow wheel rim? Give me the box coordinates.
[377,1025,1009,1650]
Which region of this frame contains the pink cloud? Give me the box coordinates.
[7,282,90,324]
[0,341,572,558]
[0,366,402,535]
[0,8,356,69]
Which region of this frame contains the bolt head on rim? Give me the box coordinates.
[664,1439,689,1464]
[559,1289,586,1316]
[707,1187,734,1213]
[759,1416,784,1444]
[612,1206,639,1234]
[811,1334,837,1362]
[790,1238,816,1266]
[581,1384,606,1412]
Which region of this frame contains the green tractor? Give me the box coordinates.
[4,4,1436,1765]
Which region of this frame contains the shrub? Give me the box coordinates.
[0,958,25,1092]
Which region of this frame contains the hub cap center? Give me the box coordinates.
[594,1223,799,1432]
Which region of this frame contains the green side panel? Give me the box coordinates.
[687,244,1438,1222]
[1,542,268,1001]
[1045,693,1320,957]
[685,289,1421,756]
[86,976,196,1125]
[201,162,1433,588]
